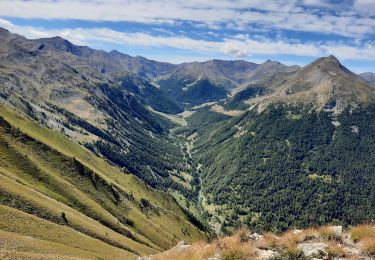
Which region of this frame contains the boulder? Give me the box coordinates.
[298,242,328,258]
[329,225,343,238]
[256,249,280,259]
[249,233,264,241]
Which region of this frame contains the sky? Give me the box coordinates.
[0,0,374,73]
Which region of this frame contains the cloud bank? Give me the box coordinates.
[0,0,374,38]
[1,18,374,62]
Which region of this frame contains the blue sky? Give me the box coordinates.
[0,0,374,72]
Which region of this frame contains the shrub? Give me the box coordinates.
[140,198,151,208]
[235,228,249,243]
[61,212,68,224]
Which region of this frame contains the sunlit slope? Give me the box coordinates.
[0,104,208,258]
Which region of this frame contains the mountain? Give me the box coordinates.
[0,104,209,259]
[264,56,375,112]
[224,56,375,113]
[156,59,298,107]
[360,72,375,84]
[0,28,218,258]
[0,27,192,194]
[2,27,375,258]
[183,56,375,233]
[35,35,175,79]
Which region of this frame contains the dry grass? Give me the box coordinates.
[152,242,216,260]
[219,235,257,260]
[361,237,375,256]
[0,206,137,259]
[254,225,343,258]
[146,225,375,259]
[255,232,280,250]
[326,242,347,258]
[152,230,257,260]
[350,225,375,242]
[255,228,319,251]
[317,226,342,241]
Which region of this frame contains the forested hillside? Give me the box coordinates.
[191,104,375,232]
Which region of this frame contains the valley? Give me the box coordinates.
[1,27,375,259]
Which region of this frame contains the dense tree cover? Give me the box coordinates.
[193,104,375,232]
[117,77,183,114]
[42,85,190,194]
[158,77,228,106]
[82,85,191,193]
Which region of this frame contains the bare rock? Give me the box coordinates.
[298,242,328,258]
[249,233,264,241]
[329,225,343,238]
[256,249,280,259]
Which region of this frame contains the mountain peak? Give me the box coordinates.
[0,27,10,38]
[0,27,9,33]
[314,55,341,67]
[264,59,279,63]
[326,55,339,62]
[309,55,353,76]
[260,54,375,112]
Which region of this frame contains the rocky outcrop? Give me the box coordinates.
[141,225,375,260]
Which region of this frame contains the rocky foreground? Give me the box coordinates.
[139,225,375,259]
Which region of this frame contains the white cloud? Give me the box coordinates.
[354,0,375,15]
[1,18,374,62]
[0,0,374,38]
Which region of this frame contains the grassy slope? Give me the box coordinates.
[0,205,136,259]
[0,104,208,258]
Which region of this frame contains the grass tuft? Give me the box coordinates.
[326,242,347,258]
[362,237,375,256]
[351,225,375,242]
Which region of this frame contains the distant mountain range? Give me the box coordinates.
[1,27,375,258]
[359,72,375,84]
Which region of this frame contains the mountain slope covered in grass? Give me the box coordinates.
[0,104,209,259]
